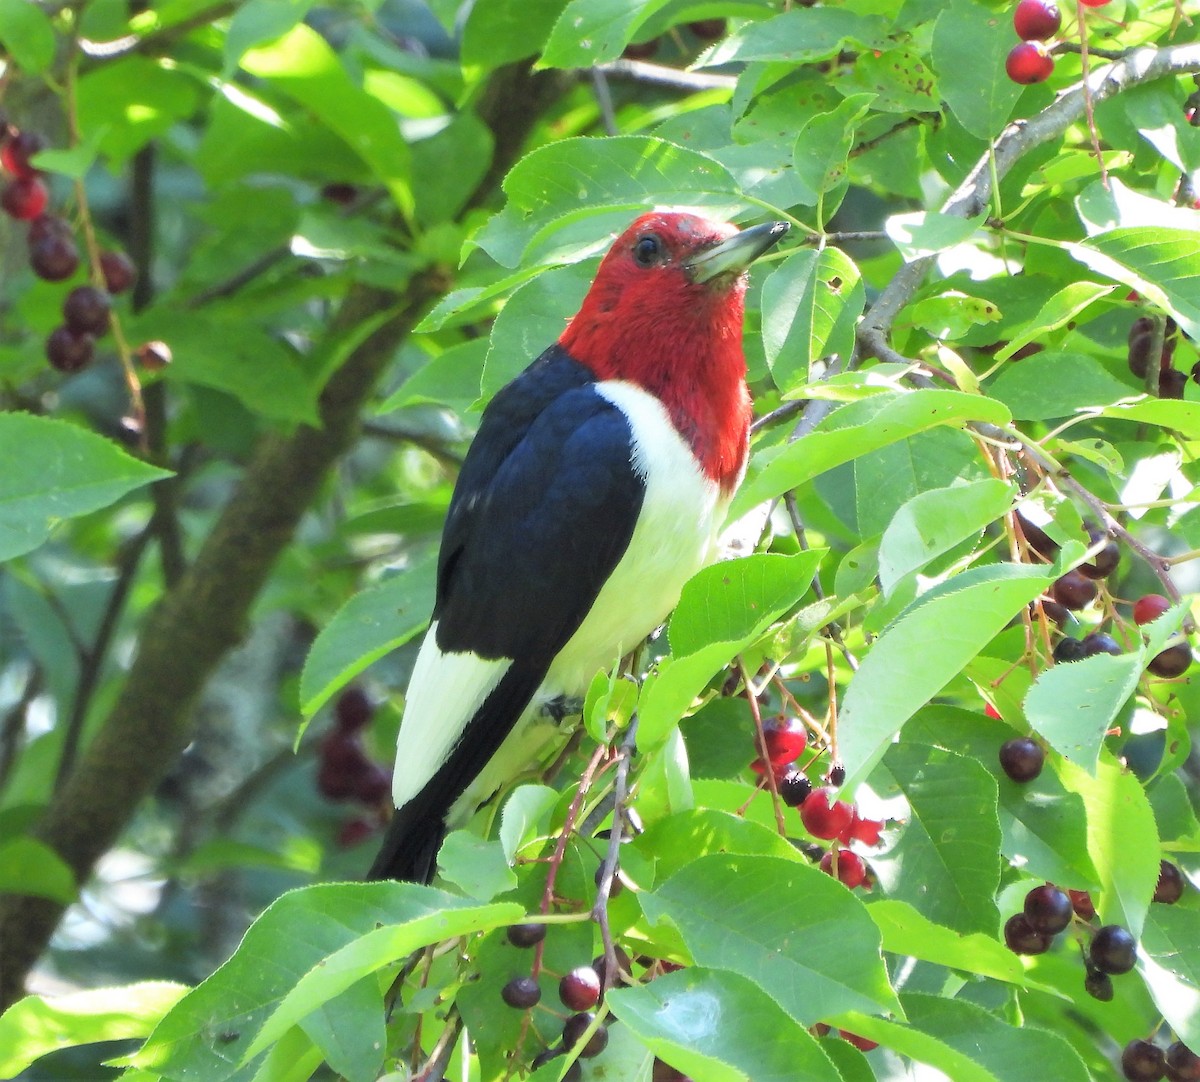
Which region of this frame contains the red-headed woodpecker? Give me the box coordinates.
[368,211,788,882]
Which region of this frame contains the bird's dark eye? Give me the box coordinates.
[633,234,662,267]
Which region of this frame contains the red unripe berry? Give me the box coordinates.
[750,756,788,780]
[985,702,1002,719]
[1014,0,1061,40]
[99,249,137,294]
[1006,41,1055,84]
[800,788,854,840]
[559,965,602,1011]
[1069,888,1096,920]
[2,176,48,220]
[846,810,885,846]
[820,849,867,888]
[1133,594,1171,625]
[45,326,94,372]
[1079,0,1110,6]
[761,715,807,765]
[839,1030,879,1052]
[1,130,47,178]
[336,817,376,848]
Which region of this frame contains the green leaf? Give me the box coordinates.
[839,564,1056,786]
[299,558,437,717]
[792,94,875,218]
[989,351,1136,423]
[866,900,1025,984]
[498,784,559,863]
[640,854,902,1023]
[886,211,987,261]
[878,478,1015,597]
[699,8,890,66]
[437,833,518,900]
[908,292,1003,339]
[241,25,414,217]
[606,968,843,1082]
[540,0,672,68]
[0,0,55,72]
[474,137,740,268]
[633,808,800,883]
[224,0,317,67]
[931,0,1022,140]
[1024,652,1143,773]
[993,282,1117,361]
[1094,399,1200,441]
[130,883,523,1078]
[1059,757,1160,937]
[0,982,188,1078]
[872,743,1001,935]
[298,977,383,1082]
[0,837,76,903]
[638,552,821,748]
[761,246,864,394]
[0,414,170,563]
[1142,904,1200,1051]
[731,389,1011,519]
[1068,227,1200,341]
[461,0,569,71]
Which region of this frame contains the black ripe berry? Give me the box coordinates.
[334,686,373,732]
[1080,524,1119,579]
[828,762,846,787]
[559,966,602,1011]
[99,249,137,294]
[1081,632,1121,658]
[999,737,1044,783]
[506,922,548,948]
[45,326,94,372]
[779,770,813,808]
[1129,317,1157,378]
[1165,1042,1200,1081]
[1052,569,1098,610]
[1004,912,1052,955]
[1149,642,1192,678]
[1084,967,1114,1001]
[1023,884,1073,935]
[1154,860,1185,904]
[1017,512,1059,560]
[563,1012,608,1058]
[592,946,632,988]
[1089,924,1137,975]
[500,975,541,1010]
[1121,1039,1166,1081]
[1160,369,1188,400]
[30,233,80,281]
[1053,636,1087,664]
[63,285,111,336]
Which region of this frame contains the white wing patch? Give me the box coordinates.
[391,622,511,809]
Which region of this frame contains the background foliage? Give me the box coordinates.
[1,0,1200,1079]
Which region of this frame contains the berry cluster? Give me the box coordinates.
[1,120,137,372]
[749,715,886,889]
[622,20,727,61]
[1015,510,1193,681]
[501,922,617,1080]
[1004,0,1110,85]
[1127,315,1195,400]
[1122,1038,1200,1081]
[1002,860,1187,1002]
[315,687,391,846]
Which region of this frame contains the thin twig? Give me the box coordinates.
[592,720,638,991]
[594,58,735,92]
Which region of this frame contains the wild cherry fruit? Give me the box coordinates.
[1016,512,1059,560]
[99,249,137,294]
[1053,637,1087,664]
[507,922,547,948]
[1129,317,1156,378]
[1052,570,1098,610]
[563,1012,608,1058]
[30,233,79,281]
[63,286,111,336]
[354,761,390,804]
[1069,889,1096,920]
[820,849,866,888]
[45,326,94,372]
[840,1030,879,1052]
[592,946,632,987]
[1004,912,1051,955]
[1134,594,1171,625]
[1,130,46,178]
[1080,523,1119,579]
[2,176,48,220]
[316,730,372,800]
[501,975,541,1009]
[334,686,373,731]
[1154,860,1185,904]
[1081,632,1121,658]
[846,810,885,846]
[999,737,1044,782]
[688,19,726,40]
[1089,924,1137,974]
[1165,1042,1200,1081]
[1084,967,1114,1001]
[1160,369,1187,399]
[761,715,807,765]
[1079,0,1110,6]
[779,770,812,808]
[622,38,659,59]
[1121,1039,1166,1081]
[1023,884,1073,934]
[336,817,375,848]
[1006,41,1054,84]
[1013,0,1061,40]
[1148,642,1192,678]
[801,788,854,840]
[559,966,602,1011]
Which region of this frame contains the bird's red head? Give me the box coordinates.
[560,211,787,490]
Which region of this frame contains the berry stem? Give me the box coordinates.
[740,658,788,834]
[592,719,637,989]
[1074,0,1110,188]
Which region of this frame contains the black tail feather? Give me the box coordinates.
[366,660,547,883]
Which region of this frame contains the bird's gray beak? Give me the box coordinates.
[686,220,790,283]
